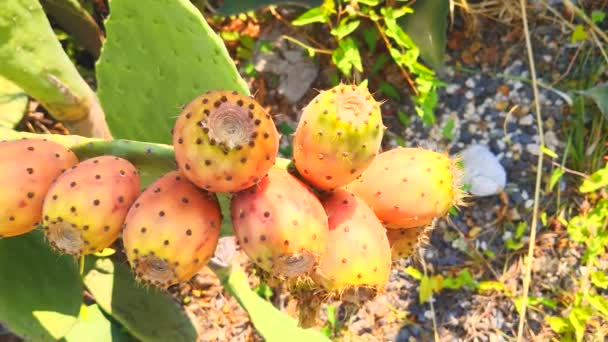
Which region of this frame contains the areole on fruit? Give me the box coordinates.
[122,171,221,288]
[173,90,280,193]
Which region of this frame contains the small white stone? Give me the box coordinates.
[518,114,534,126]
[497,139,507,151]
[461,144,507,197]
[465,78,476,88]
[513,81,524,90]
[522,190,529,200]
[526,143,540,155]
[525,199,534,209]
[465,90,474,100]
[445,84,460,94]
[543,55,552,63]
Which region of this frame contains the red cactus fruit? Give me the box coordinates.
[231,168,328,278]
[42,156,140,256]
[293,83,383,191]
[122,171,221,288]
[0,139,78,238]
[386,227,424,261]
[313,189,391,299]
[173,90,280,193]
[346,147,464,229]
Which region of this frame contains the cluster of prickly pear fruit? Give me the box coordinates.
[0,84,465,327]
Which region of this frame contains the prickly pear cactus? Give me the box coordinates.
[173,91,280,193]
[293,83,384,190]
[97,0,250,144]
[123,171,221,288]
[0,139,79,238]
[42,156,140,256]
[0,0,110,138]
[231,168,329,278]
[346,147,464,228]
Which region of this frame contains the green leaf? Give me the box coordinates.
[441,118,455,140]
[362,27,378,52]
[405,266,422,280]
[514,221,527,239]
[97,0,250,144]
[0,230,82,341]
[379,81,400,101]
[568,306,592,341]
[331,37,363,76]
[591,271,608,289]
[541,145,558,158]
[505,239,524,250]
[62,304,135,342]
[83,257,198,342]
[579,164,608,193]
[278,121,295,135]
[371,54,390,76]
[330,19,360,40]
[215,266,330,341]
[577,82,608,120]
[442,269,475,290]
[571,24,588,43]
[215,0,322,16]
[549,168,565,191]
[398,0,449,71]
[396,110,410,127]
[545,316,571,334]
[591,10,606,24]
[588,294,608,317]
[418,275,432,303]
[357,0,380,5]
[292,7,328,26]
[326,305,337,329]
[0,75,28,128]
[477,281,508,293]
[254,282,273,301]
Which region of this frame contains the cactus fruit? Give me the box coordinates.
[386,227,424,261]
[122,171,221,288]
[231,168,328,278]
[346,147,464,229]
[42,156,140,256]
[293,83,383,191]
[173,90,280,193]
[0,139,78,238]
[313,189,391,300]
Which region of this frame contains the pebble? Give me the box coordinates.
[518,114,534,126]
[465,90,474,100]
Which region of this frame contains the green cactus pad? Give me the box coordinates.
[62,304,136,342]
[0,0,109,138]
[0,76,28,129]
[96,0,250,144]
[83,257,197,342]
[214,266,330,342]
[0,230,82,341]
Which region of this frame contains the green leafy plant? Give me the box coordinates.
[287,0,446,124]
[544,165,608,342]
